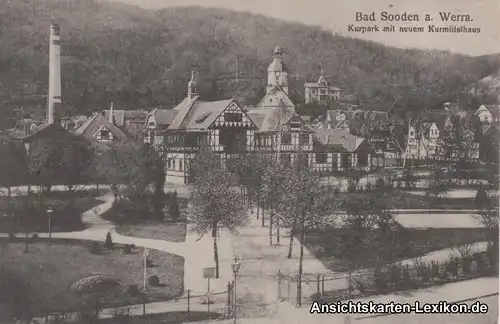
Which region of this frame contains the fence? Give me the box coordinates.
[277,250,498,306]
[30,287,231,324]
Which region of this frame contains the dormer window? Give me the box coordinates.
[409,130,415,137]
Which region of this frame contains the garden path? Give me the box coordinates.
[0,189,495,324]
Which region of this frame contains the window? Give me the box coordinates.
[224,113,242,122]
[97,128,112,142]
[290,121,301,129]
[315,153,327,164]
[281,133,292,145]
[299,133,309,145]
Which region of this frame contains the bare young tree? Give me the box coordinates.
[189,152,248,278]
[279,168,336,307]
[262,156,289,246]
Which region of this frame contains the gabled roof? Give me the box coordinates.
[168,96,200,129]
[179,99,234,130]
[314,128,369,152]
[147,108,178,129]
[247,103,308,132]
[167,97,240,131]
[256,85,295,108]
[74,113,129,142]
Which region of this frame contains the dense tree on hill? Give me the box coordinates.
[0,0,499,121]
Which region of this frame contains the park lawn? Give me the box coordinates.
[303,227,488,272]
[0,240,184,320]
[337,190,479,210]
[117,221,187,242]
[0,196,102,233]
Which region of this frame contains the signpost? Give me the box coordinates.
[203,267,216,319]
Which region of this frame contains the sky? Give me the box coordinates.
[110,0,500,56]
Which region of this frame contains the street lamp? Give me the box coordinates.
[231,255,242,324]
[47,208,53,245]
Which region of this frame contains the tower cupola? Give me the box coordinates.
[188,70,197,99]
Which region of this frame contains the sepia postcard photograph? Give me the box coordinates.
[0,0,499,323]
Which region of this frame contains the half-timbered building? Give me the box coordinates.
[145,72,257,183]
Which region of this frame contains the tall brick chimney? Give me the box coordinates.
[48,23,62,124]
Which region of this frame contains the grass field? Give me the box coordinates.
[0,196,102,233]
[0,240,184,320]
[116,221,187,242]
[304,227,488,272]
[337,190,483,210]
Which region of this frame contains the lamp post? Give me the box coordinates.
[47,208,53,245]
[231,255,242,324]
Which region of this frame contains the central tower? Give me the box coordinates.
[267,46,288,95]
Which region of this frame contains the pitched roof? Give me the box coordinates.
[314,128,368,152]
[22,123,72,142]
[146,108,178,129]
[247,102,305,132]
[180,99,234,130]
[167,97,236,131]
[168,96,199,129]
[74,113,129,142]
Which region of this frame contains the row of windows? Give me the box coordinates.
[255,134,310,146]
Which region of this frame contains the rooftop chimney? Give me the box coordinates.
[48,23,62,124]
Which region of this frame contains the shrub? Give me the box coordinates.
[130,244,136,249]
[8,233,16,240]
[375,177,385,189]
[347,182,357,193]
[475,187,489,210]
[127,284,140,297]
[148,275,160,287]
[366,182,373,192]
[32,233,39,239]
[123,244,132,254]
[104,231,113,249]
[351,276,368,294]
[89,242,102,255]
[333,187,340,194]
[146,259,154,268]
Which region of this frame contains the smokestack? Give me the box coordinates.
[48,23,62,124]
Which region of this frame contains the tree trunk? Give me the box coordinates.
[269,213,273,246]
[347,266,352,298]
[212,224,219,278]
[256,193,260,220]
[276,217,280,246]
[287,218,297,259]
[24,231,29,253]
[296,221,305,307]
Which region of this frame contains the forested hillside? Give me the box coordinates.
[1,0,499,123]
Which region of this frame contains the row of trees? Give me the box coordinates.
[188,150,408,307]
[0,133,165,223]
